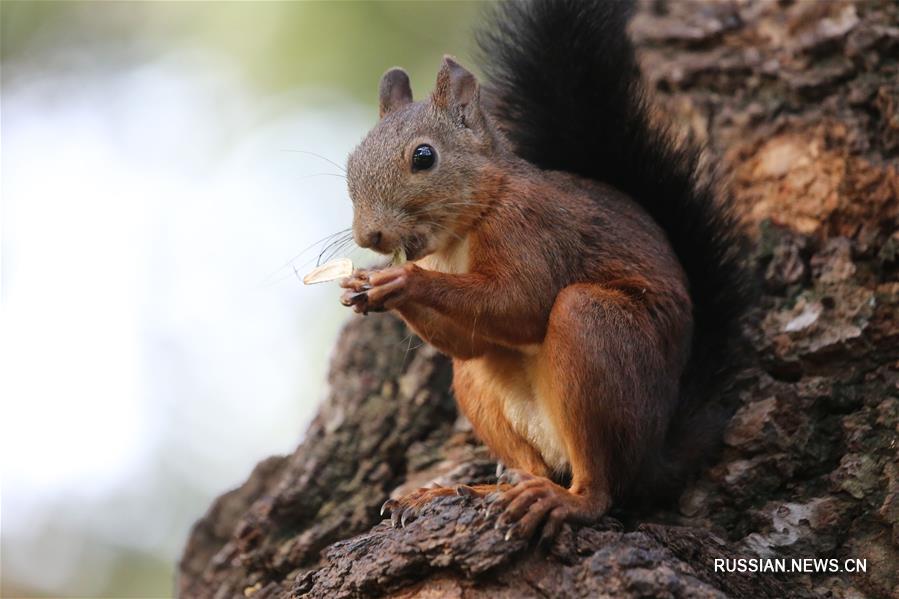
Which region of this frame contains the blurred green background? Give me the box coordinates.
[1,2,480,597]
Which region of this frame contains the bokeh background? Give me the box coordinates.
[0,2,480,596]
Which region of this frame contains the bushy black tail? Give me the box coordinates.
[478,0,752,499]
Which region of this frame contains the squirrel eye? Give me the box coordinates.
[411,144,436,171]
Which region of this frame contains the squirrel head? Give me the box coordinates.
[346,56,501,261]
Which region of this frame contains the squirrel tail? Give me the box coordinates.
[478,0,752,501]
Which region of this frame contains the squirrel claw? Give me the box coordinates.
[400,508,415,528]
[340,290,368,308]
[390,509,403,529]
[455,484,476,497]
[504,524,518,542]
[380,498,398,517]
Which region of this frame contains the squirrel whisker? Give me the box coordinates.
[298,172,348,181]
[318,235,357,266]
[281,149,347,173]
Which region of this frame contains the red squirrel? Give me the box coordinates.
[338,0,748,542]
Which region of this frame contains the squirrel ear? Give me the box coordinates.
[378,68,413,118]
[433,56,479,116]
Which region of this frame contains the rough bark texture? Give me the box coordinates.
[179,1,899,597]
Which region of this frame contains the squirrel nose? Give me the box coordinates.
[364,230,383,250]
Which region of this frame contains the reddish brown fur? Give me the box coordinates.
[341,58,693,538]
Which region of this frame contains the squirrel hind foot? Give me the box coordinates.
[491,469,611,544]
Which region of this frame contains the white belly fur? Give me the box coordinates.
[415,236,470,275]
[467,352,570,474]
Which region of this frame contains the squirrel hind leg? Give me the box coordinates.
[534,283,681,515]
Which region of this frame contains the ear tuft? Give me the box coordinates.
[379,68,413,118]
[433,55,478,112]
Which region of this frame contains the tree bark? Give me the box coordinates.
[179,1,899,597]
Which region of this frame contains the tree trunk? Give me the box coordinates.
[178,1,899,597]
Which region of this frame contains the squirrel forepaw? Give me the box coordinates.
[343,264,419,314]
[380,483,496,528]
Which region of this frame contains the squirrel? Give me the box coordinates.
[338,0,749,542]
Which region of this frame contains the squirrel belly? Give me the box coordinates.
[455,350,570,474]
